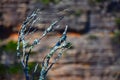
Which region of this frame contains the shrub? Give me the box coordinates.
[112,30,120,44]
[37,0,60,5]
[115,18,120,27]
[17,9,71,80]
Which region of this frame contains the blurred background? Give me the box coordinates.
[0,0,120,80]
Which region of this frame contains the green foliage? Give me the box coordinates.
[112,30,120,44]
[0,63,41,75]
[40,0,50,5]
[0,41,23,54]
[8,64,22,74]
[0,64,7,74]
[28,62,41,73]
[39,0,60,5]
[0,63,40,74]
[115,18,120,26]
[2,41,17,52]
[88,0,108,4]
[0,64,22,74]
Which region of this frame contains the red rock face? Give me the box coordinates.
[9,33,18,41]
[0,0,119,80]
[0,0,29,27]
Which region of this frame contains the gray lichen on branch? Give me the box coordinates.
[17,9,71,80]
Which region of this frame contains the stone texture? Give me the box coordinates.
[0,0,120,80]
[26,31,119,80]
